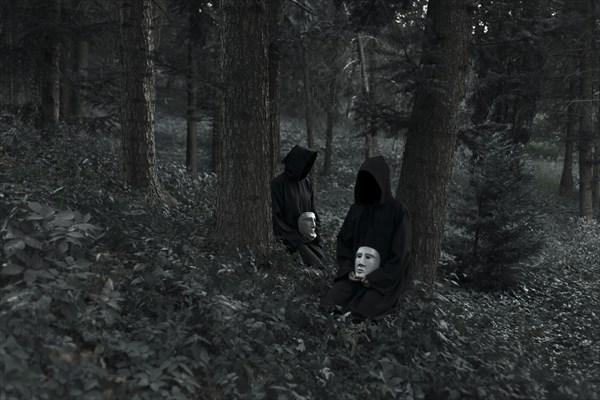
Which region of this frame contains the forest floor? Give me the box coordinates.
[1,108,600,400]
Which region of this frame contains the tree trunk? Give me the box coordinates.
[593,133,600,213]
[267,0,284,180]
[559,80,577,197]
[0,0,15,104]
[396,0,473,288]
[302,44,314,150]
[119,0,163,198]
[41,0,61,128]
[186,23,198,176]
[357,32,378,159]
[214,0,273,256]
[592,0,600,214]
[323,101,335,176]
[212,100,221,174]
[60,37,72,119]
[70,38,89,120]
[211,6,222,175]
[322,11,344,177]
[577,0,594,218]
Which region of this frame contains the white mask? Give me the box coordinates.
[354,246,381,278]
[298,212,317,240]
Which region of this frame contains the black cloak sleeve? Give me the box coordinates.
[271,178,304,250]
[334,205,358,281]
[365,207,412,294]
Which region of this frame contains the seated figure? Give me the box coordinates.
[271,146,325,266]
[324,156,412,320]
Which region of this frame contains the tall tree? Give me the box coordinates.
[119,0,163,198]
[577,0,594,218]
[267,0,284,180]
[396,0,473,287]
[302,42,315,150]
[40,0,62,128]
[214,0,273,256]
[592,0,600,213]
[470,0,546,144]
[357,32,378,159]
[186,5,199,176]
[559,79,578,197]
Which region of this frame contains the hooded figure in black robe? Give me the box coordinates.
[271,145,325,266]
[324,156,412,320]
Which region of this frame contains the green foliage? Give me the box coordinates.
[445,127,542,289]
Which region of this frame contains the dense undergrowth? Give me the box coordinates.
[1,112,599,399]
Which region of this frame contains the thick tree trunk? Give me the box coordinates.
[267,0,284,180]
[302,45,314,150]
[41,0,61,128]
[70,38,89,120]
[396,0,472,287]
[186,28,198,176]
[119,0,162,198]
[357,32,378,159]
[559,80,577,197]
[577,0,594,218]
[214,0,273,256]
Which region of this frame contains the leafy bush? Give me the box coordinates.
[444,127,542,289]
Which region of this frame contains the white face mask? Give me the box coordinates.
[354,246,381,278]
[298,212,317,239]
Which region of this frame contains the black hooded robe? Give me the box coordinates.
[325,156,412,320]
[271,145,325,266]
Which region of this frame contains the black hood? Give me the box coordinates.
[282,145,317,181]
[354,156,393,205]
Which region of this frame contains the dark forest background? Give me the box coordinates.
[1,0,600,399]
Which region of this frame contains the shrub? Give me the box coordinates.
[444,126,542,289]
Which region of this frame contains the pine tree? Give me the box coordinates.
[445,126,542,289]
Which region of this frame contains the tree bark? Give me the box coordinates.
[119,0,163,198]
[396,0,473,288]
[212,99,221,174]
[357,32,378,159]
[267,0,284,180]
[70,38,89,120]
[592,0,600,214]
[186,18,198,176]
[323,97,335,176]
[559,80,577,197]
[577,0,594,218]
[302,44,315,150]
[59,36,71,119]
[322,9,344,177]
[214,0,273,256]
[41,0,62,128]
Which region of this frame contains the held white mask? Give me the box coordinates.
[354,246,381,278]
[298,212,317,239]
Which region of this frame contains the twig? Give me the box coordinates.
[287,0,317,16]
